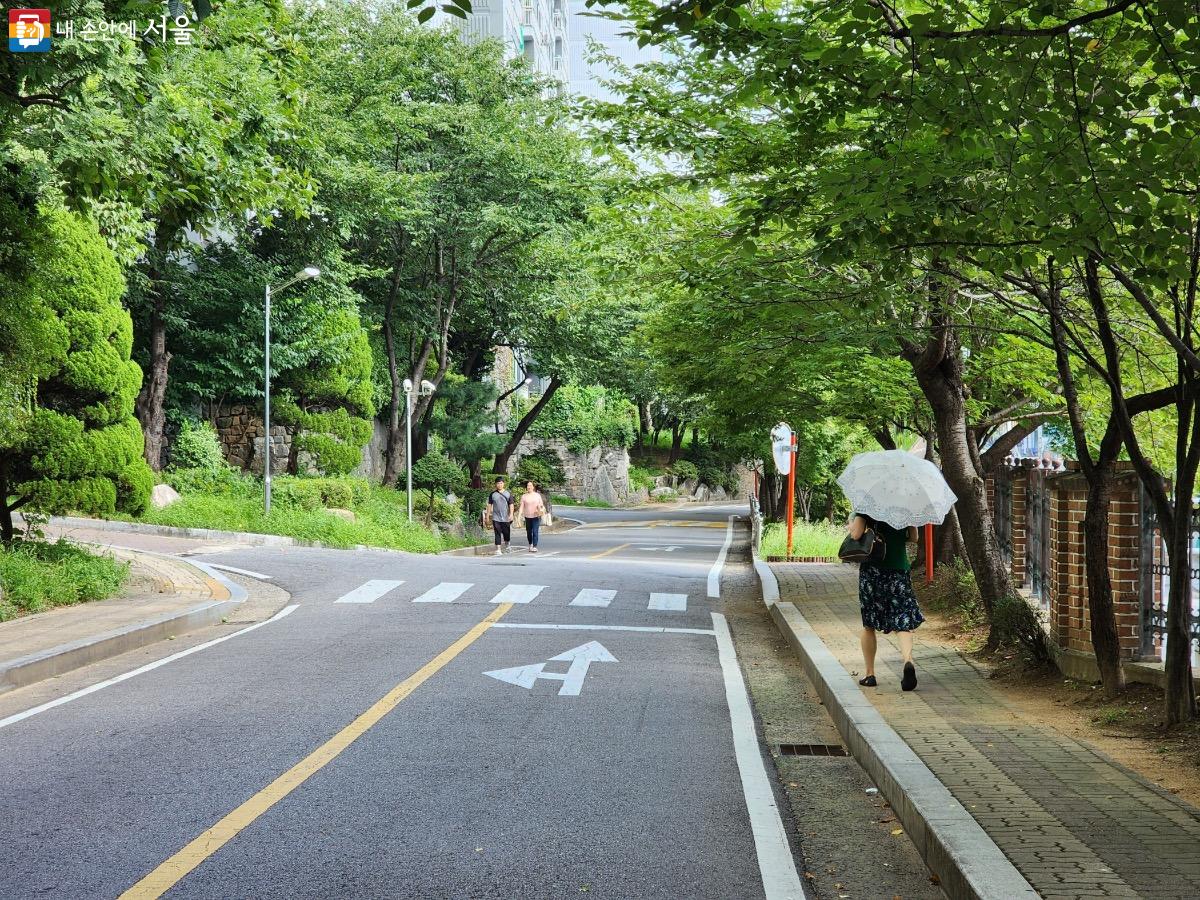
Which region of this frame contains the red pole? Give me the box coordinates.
[785,434,797,558]
[924,523,934,584]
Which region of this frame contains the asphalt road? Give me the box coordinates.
[0,502,807,899]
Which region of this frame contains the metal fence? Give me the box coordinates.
[1138,487,1200,663]
[1025,469,1052,611]
[993,471,1013,568]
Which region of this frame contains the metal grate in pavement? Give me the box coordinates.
[778,743,848,757]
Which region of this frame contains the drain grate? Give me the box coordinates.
[778,743,848,757]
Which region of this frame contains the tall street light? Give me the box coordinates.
[264,266,320,516]
[403,378,437,521]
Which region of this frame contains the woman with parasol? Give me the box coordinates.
[838,450,957,692]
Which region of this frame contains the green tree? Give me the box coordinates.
[0,208,152,544]
[411,452,466,524]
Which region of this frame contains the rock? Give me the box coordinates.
[444,492,458,505]
[654,475,671,488]
[650,486,677,500]
[593,467,618,505]
[692,485,711,502]
[631,487,651,504]
[325,507,356,522]
[150,484,181,509]
[712,485,728,501]
[680,478,697,495]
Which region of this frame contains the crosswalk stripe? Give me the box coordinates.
[649,592,688,612]
[490,584,546,604]
[413,582,474,603]
[334,579,404,604]
[570,588,616,608]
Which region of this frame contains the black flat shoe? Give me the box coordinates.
[858,675,877,687]
[901,662,917,692]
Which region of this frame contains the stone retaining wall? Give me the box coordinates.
[506,437,631,505]
[201,403,294,476]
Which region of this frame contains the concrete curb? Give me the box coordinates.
[756,580,1037,900]
[50,515,306,548]
[750,543,780,603]
[0,549,245,695]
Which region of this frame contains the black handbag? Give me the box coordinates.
[838,528,887,564]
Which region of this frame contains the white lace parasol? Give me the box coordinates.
[837,449,958,527]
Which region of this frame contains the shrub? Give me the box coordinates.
[412,453,467,522]
[527,385,637,451]
[629,465,659,491]
[0,208,152,523]
[272,476,370,511]
[668,461,698,482]
[0,540,128,620]
[170,420,227,472]
[166,466,255,498]
[760,520,844,559]
[517,449,565,489]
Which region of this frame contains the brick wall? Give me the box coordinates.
[987,461,1143,661]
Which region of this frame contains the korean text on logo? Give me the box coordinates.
[9,8,50,52]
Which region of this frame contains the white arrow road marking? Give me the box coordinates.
[413,582,473,603]
[484,640,618,696]
[334,579,404,604]
[489,584,546,604]
[570,588,616,607]
[648,592,688,612]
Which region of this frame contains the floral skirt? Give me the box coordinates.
[858,565,924,634]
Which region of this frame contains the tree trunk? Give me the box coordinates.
[0,468,14,546]
[135,295,171,471]
[381,270,404,487]
[638,400,654,451]
[493,377,562,476]
[934,505,967,566]
[689,425,700,451]
[903,321,1013,647]
[669,423,685,463]
[1081,464,1126,698]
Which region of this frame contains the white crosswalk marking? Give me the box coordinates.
[490,584,547,604]
[334,579,404,604]
[648,592,688,612]
[570,588,616,608]
[412,582,474,603]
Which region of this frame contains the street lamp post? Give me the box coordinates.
[403,378,413,521]
[403,378,438,522]
[264,266,320,516]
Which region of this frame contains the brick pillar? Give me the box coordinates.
[1107,473,1143,659]
[1048,470,1089,655]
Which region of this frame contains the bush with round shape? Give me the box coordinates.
[0,208,153,540]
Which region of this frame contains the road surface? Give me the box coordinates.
[0,502,933,899]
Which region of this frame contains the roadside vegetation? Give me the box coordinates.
[760,521,843,560]
[0,542,128,621]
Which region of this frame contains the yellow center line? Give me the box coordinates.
[590,542,631,559]
[120,603,514,899]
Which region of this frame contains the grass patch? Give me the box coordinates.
[0,540,129,621]
[549,496,614,509]
[139,475,470,553]
[760,520,843,559]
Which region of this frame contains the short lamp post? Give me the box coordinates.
[263,266,320,516]
[403,378,437,521]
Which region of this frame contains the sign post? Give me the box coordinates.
[925,523,934,584]
[770,424,798,558]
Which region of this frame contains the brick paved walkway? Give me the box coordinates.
[772,562,1200,900]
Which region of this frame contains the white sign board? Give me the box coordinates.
[771,423,794,475]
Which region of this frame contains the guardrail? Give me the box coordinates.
[749,493,763,552]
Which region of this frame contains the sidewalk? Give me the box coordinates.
[772,562,1200,900]
[0,546,238,693]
